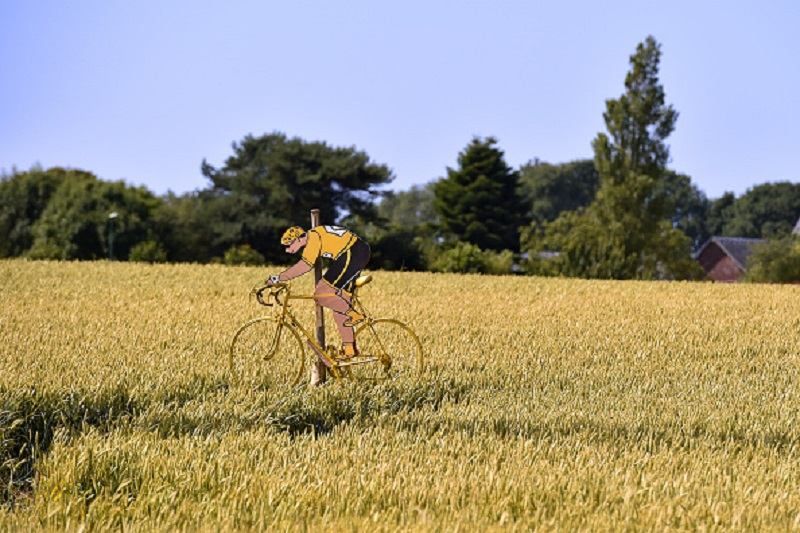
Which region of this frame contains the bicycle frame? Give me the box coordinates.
[258,284,382,378]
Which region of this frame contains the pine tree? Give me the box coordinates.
[433,137,524,252]
[199,132,392,260]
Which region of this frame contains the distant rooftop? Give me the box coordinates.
[697,236,766,271]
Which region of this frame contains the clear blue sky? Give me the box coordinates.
[1,1,798,199]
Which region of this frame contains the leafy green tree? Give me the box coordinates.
[152,191,221,263]
[28,172,162,260]
[340,211,430,271]
[745,235,800,283]
[705,184,800,240]
[377,183,438,229]
[431,242,487,273]
[430,241,514,275]
[518,161,709,252]
[705,191,736,238]
[199,132,393,262]
[434,137,524,252]
[482,248,514,275]
[367,229,428,271]
[657,170,710,250]
[518,159,599,224]
[223,244,265,266]
[723,182,800,238]
[345,182,438,271]
[0,167,70,257]
[527,36,702,280]
[129,240,168,263]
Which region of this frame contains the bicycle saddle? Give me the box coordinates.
[354,274,372,287]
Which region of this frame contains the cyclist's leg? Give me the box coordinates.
[315,241,369,315]
[313,278,349,314]
[335,241,370,326]
[331,309,352,335]
[314,279,357,355]
[314,241,370,354]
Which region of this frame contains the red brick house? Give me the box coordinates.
[695,236,765,282]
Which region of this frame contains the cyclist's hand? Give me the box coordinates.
[265,274,281,287]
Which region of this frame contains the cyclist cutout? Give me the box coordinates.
[266,225,371,359]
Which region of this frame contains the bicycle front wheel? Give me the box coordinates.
[350,319,424,381]
[229,317,305,389]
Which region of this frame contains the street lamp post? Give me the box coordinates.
[108,211,118,260]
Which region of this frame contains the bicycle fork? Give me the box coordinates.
[263,322,283,361]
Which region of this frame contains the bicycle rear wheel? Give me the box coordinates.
[229,317,305,389]
[349,319,423,381]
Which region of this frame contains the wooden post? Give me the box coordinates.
[310,209,327,386]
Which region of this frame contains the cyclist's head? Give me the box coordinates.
[281,226,305,245]
[281,226,306,253]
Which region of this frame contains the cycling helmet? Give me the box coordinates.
[281,226,305,245]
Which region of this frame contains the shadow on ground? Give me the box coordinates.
[0,375,472,505]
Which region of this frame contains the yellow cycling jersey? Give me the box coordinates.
[301,225,357,265]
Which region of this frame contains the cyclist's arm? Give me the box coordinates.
[277,260,313,282]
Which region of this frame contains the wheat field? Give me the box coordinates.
[1,259,799,530]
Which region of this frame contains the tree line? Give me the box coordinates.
[2,36,799,281]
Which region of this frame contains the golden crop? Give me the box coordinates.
[1,259,800,530]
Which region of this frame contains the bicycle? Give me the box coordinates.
[229,275,423,388]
